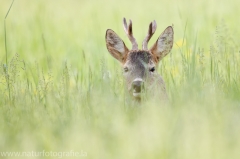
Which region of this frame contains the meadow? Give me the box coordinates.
[0,0,240,158]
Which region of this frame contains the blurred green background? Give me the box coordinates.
[0,0,240,159]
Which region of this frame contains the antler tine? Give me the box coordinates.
[142,20,157,50]
[123,18,128,33]
[123,18,138,50]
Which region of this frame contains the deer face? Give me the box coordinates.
[105,18,174,99]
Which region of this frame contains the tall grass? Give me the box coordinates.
[3,0,15,102]
[0,0,240,159]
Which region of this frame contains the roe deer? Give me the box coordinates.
[105,18,174,100]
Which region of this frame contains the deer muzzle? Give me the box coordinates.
[132,78,144,98]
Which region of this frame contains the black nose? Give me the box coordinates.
[132,81,144,93]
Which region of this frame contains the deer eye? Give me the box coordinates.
[124,67,129,72]
[150,67,155,72]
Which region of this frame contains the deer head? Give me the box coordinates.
[105,18,174,99]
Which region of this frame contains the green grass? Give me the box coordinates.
[1,0,240,158]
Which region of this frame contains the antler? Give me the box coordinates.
[123,18,138,50]
[142,20,157,50]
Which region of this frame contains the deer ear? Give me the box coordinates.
[106,29,129,63]
[150,26,174,63]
